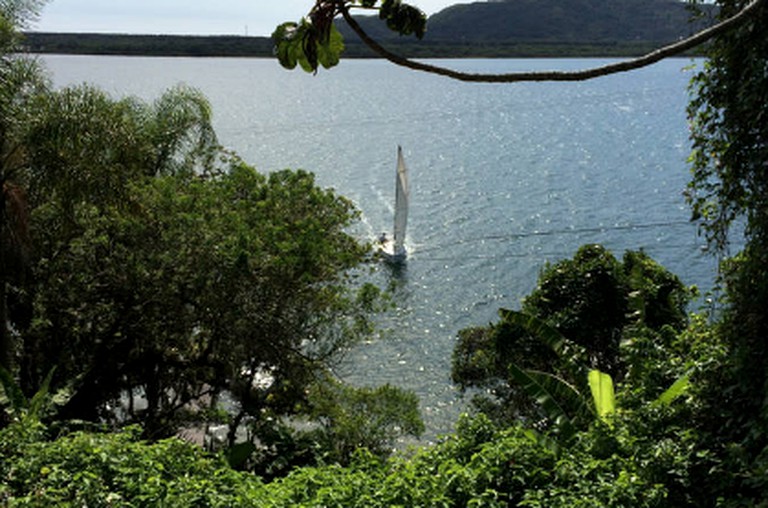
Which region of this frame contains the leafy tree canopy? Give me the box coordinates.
[1,1,421,473]
[273,0,426,73]
[452,244,692,427]
[1,0,52,376]
[684,0,768,500]
[0,0,46,53]
[26,157,374,438]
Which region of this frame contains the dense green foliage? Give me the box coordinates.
[0,392,714,507]
[0,238,731,506]
[241,379,425,479]
[3,0,768,506]
[687,0,768,251]
[2,0,423,475]
[304,380,425,463]
[684,0,768,503]
[452,245,692,428]
[0,422,268,506]
[0,0,43,52]
[0,0,50,379]
[27,159,372,433]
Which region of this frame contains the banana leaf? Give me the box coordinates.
[588,369,615,423]
[508,363,590,443]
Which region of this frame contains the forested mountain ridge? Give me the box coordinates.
[423,0,711,43]
[24,0,713,58]
[336,0,715,45]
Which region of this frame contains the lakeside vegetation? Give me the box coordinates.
[3,0,768,506]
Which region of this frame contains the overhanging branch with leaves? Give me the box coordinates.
[274,0,767,82]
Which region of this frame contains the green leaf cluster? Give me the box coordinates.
[0,0,47,53]
[0,408,695,506]
[502,315,691,443]
[448,243,729,504]
[238,379,424,479]
[305,379,425,462]
[273,1,426,74]
[273,20,344,73]
[378,0,427,38]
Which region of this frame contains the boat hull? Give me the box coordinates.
[379,240,407,263]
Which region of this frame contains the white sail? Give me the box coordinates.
[379,146,409,262]
[392,146,409,256]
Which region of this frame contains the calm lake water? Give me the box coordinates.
[42,54,717,442]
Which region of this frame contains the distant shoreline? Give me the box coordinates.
[23,32,698,59]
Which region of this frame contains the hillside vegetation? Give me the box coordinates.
[423,0,710,43]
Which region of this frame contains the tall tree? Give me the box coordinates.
[0,0,47,54]
[0,0,49,373]
[26,158,373,438]
[10,80,382,444]
[10,83,220,399]
[452,245,691,427]
[685,0,768,499]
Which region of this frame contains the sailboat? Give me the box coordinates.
[379,146,409,263]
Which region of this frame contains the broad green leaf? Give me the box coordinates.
[588,369,615,423]
[272,22,301,70]
[272,20,344,74]
[0,365,26,413]
[226,441,257,469]
[28,367,56,420]
[654,372,691,407]
[500,309,590,394]
[508,363,579,442]
[317,24,345,70]
[499,309,566,356]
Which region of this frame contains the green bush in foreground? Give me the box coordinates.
[0,424,268,507]
[0,407,698,507]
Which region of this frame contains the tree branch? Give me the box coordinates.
[340,0,766,82]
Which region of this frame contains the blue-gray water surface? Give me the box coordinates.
[42,55,717,442]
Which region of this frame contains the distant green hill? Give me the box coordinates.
[21,32,273,57]
[23,0,714,59]
[336,0,714,56]
[423,0,711,43]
